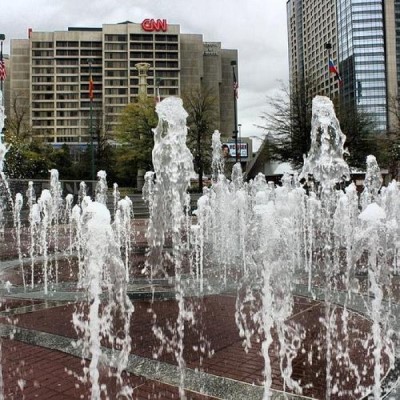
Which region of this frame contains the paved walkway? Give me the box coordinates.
[0,278,394,400]
[0,220,399,399]
[0,289,315,400]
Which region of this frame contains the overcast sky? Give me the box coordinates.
[2,0,289,140]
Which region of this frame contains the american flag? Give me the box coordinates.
[89,75,94,100]
[0,53,6,81]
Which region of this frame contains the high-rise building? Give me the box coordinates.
[287,0,399,132]
[6,21,238,149]
[287,0,339,99]
[396,0,400,94]
[386,0,400,131]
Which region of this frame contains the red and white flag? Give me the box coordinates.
[0,53,6,81]
[89,74,94,100]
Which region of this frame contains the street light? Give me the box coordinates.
[230,60,239,163]
[88,58,95,181]
[238,123,242,163]
[155,77,163,102]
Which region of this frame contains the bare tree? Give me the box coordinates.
[6,90,30,141]
[182,86,218,191]
[259,80,380,171]
[257,80,312,169]
[93,108,115,172]
[386,94,400,179]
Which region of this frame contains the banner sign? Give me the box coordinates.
[225,142,248,158]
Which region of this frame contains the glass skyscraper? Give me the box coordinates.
[287,0,397,133]
[396,0,400,93]
[337,0,387,131]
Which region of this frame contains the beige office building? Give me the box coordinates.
[6,21,238,149]
[287,0,399,133]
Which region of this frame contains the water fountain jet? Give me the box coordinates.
[0,90,399,399]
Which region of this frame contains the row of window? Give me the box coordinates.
[33,41,102,49]
[33,50,103,58]
[130,52,178,59]
[31,72,179,86]
[130,34,178,43]
[32,67,105,75]
[105,36,179,45]
[33,36,179,49]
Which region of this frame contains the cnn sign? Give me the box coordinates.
[141,19,168,32]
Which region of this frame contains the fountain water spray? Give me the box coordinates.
[0,90,398,399]
[14,193,25,288]
[50,169,63,284]
[144,96,195,398]
[72,200,134,400]
[95,170,108,204]
[300,96,350,190]
[211,129,223,181]
[192,95,395,399]
[114,196,133,281]
[37,189,52,294]
[26,181,38,287]
[113,182,120,219]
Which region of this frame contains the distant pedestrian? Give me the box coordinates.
[221,144,232,178]
[221,144,230,160]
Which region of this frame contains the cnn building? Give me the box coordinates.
[7,20,238,149]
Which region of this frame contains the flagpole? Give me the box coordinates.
[230,60,239,163]
[156,77,162,103]
[88,58,95,181]
[0,34,5,93]
[0,34,5,145]
[324,42,332,100]
[238,123,242,164]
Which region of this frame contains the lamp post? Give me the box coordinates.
[155,77,163,103]
[0,34,5,93]
[0,34,6,145]
[88,58,95,181]
[324,42,332,100]
[238,123,242,163]
[230,60,239,163]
